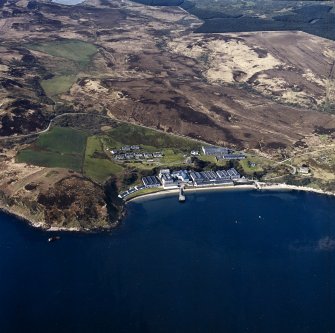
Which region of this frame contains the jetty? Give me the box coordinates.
[179,185,186,202]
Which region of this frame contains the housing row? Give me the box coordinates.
[120,145,141,151]
[118,184,147,199]
[202,146,246,160]
[113,152,163,161]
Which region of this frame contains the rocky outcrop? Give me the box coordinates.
[37,176,114,230]
[0,171,124,231]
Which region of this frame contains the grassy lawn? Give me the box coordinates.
[197,155,217,163]
[28,40,97,68]
[84,136,123,183]
[17,150,82,170]
[37,127,88,154]
[239,158,264,175]
[160,149,186,164]
[28,40,97,97]
[41,75,76,96]
[17,127,88,171]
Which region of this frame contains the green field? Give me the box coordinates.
[17,150,83,171]
[104,123,201,152]
[28,40,97,97]
[28,40,97,68]
[41,75,76,97]
[240,158,261,173]
[84,136,123,183]
[17,127,88,171]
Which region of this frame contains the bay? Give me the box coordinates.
[0,189,334,333]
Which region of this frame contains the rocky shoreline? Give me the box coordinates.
[0,195,126,233]
[0,204,126,233]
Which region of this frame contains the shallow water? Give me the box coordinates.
[0,190,334,333]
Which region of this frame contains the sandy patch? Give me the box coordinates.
[323,48,335,59]
[256,74,287,91]
[0,159,44,195]
[169,37,282,84]
[302,69,325,87]
[83,79,109,93]
[282,90,311,105]
[326,80,335,104]
[0,64,9,72]
[254,73,315,106]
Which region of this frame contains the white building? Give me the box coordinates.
[159,169,171,179]
[161,173,178,188]
[171,170,190,183]
[299,166,310,174]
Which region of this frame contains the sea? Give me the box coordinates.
[0,189,334,333]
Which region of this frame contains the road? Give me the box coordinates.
[1,111,334,171]
[0,111,210,148]
[0,112,94,141]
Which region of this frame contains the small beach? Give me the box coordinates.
[127,182,335,203]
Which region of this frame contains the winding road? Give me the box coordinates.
[0,111,209,147]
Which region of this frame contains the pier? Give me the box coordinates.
[179,185,186,202]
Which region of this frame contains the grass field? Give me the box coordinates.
[17,150,83,171]
[41,75,76,97]
[28,40,97,97]
[105,123,201,152]
[17,127,88,171]
[28,40,97,68]
[84,136,123,183]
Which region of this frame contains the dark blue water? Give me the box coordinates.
[0,190,334,333]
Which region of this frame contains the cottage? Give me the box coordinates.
[248,161,256,168]
[299,165,310,174]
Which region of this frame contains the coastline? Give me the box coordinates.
[0,204,81,232]
[126,184,257,203]
[1,182,334,232]
[256,183,335,197]
[0,202,123,233]
[0,204,48,230]
[126,182,335,203]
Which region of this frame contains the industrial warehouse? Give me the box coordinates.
[118,168,244,199]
